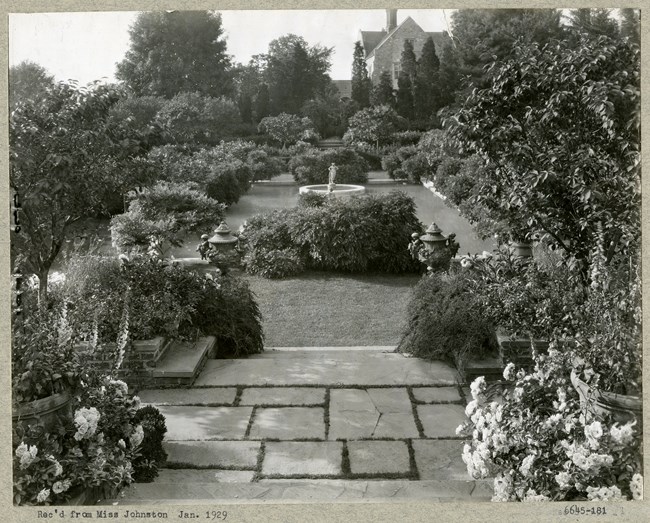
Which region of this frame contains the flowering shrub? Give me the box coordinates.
[458,349,642,501]
[131,406,168,482]
[13,377,143,505]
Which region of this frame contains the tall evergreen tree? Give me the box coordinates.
[351,41,371,108]
[255,83,270,122]
[263,34,333,114]
[116,11,232,98]
[396,73,414,120]
[371,70,395,107]
[238,92,253,124]
[400,39,418,84]
[436,43,461,110]
[414,37,441,119]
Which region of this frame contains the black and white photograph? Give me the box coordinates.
[6,3,646,520]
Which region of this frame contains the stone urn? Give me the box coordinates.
[13,390,72,430]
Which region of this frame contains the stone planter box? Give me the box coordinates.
[497,331,549,370]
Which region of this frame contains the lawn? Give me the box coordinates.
[245,271,422,347]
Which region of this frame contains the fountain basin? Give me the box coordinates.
[299,184,366,197]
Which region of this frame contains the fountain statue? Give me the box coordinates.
[299,162,365,198]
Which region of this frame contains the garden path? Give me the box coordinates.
[106,348,488,504]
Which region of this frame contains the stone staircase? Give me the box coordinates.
[317,138,345,150]
[102,348,492,504]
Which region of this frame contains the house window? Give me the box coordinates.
[392,61,401,82]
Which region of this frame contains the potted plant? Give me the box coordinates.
[568,258,642,426]
[12,301,81,429]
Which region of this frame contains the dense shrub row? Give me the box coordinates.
[148,140,283,206]
[242,191,421,278]
[288,148,369,185]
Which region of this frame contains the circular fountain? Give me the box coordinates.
[299,184,366,198]
[299,162,366,198]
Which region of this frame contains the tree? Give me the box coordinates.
[414,37,441,118]
[108,95,165,136]
[255,83,271,122]
[447,33,640,277]
[451,9,564,89]
[155,92,241,145]
[436,43,462,109]
[567,9,619,39]
[258,113,317,148]
[620,9,640,45]
[116,11,232,98]
[10,82,155,298]
[371,70,395,107]
[9,61,55,110]
[262,34,333,114]
[301,86,349,138]
[400,39,418,85]
[351,41,371,108]
[343,105,401,149]
[396,73,414,120]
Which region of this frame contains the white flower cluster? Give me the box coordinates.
[561,441,613,473]
[36,488,50,503]
[15,442,38,469]
[502,362,516,381]
[52,479,71,494]
[609,420,636,446]
[109,379,129,396]
[130,424,145,449]
[73,407,100,441]
[630,473,643,500]
[586,485,623,501]
[523,489,550,502]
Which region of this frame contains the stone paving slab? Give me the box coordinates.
[412,386,462,403]
[138,388,237,406]
[194,350,458,387]
[115,479,491,503]
[153,469,255,483]
[248,407,325,440]
[347,441,410,475]
[239,387,325,406]
[417,404,467,438]
[262,441,342,476]
[164,441,260,468]
[158,406,252,440]
[412,439,468,480]
[328,389,418,439]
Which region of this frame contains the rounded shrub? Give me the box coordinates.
[397,271,498,376]
[132,405,167,483]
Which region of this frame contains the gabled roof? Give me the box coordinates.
[363,16,450,59]
[360,30,388,57]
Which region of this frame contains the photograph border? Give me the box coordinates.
[1,1,648,521]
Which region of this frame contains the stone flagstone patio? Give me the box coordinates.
[109,348,491,504]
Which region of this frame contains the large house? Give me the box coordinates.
[362,9,450,88]
[333,10,451,99]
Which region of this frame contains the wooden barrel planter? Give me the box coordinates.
[12,390,72,430]
[570,370,642,427]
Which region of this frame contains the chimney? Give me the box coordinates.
[386,9,397,32]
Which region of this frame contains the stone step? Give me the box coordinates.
[133,337,216,388]
[194,350,460,387]
[108,477,492,504]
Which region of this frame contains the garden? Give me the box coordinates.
[10,8,642,507]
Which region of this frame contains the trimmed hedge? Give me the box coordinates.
[397,271,498,376]
[289,148,369,185]
[242,191,422,277]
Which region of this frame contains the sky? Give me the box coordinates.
[8,9,451,85]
